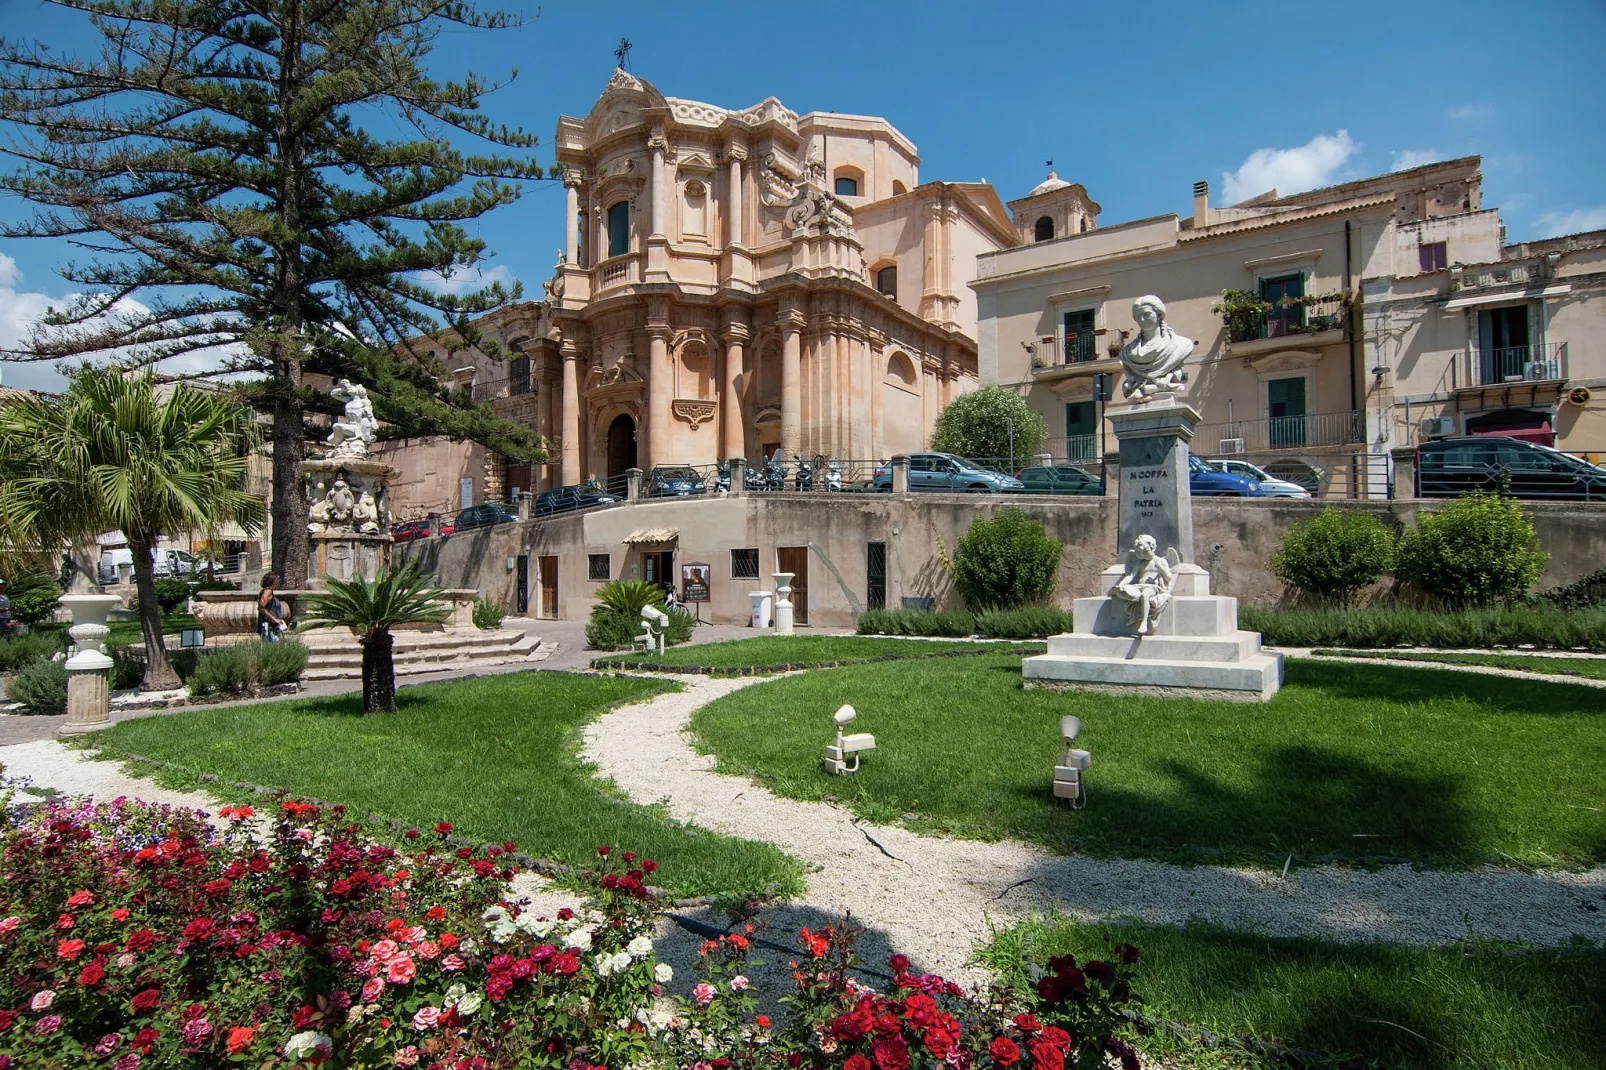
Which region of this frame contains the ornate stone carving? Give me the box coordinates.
[1110,535,1180,635]
[672,398,718,430]
[1118,295,1193,402]
[606,67,644,93]
[325,379,377,458]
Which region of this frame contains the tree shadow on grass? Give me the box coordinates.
[1286,659,1606,716]
[1045,743,1474,865]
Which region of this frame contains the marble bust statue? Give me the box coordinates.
[1118,295,1193,402]
[1111,534,1178,635]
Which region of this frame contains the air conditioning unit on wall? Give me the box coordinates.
[1419,415,1456,438]
[1217,437,1246,454]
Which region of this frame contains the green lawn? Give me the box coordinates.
[594,635,1042,672]
[1313,648,1606,680]
[103,612,201,647]
[981,918,1606,1070]
[690,655,1606,869]
[93,671,803,898]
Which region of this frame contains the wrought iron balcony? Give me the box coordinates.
[1196,409,1364,453]
[470,375,535,402]
[1458,341,1568,388]
[1221,293,1349,344]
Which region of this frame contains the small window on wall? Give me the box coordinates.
[730,548,760,579]
[607,201,630,258]
[588,554,611,581]
[1419,241,1447,273]
[876,265,897,299]
[834,176,859,197]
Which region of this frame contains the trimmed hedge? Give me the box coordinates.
[186,639,309,697]
[855,608,976,637]
[1241,604,1606,650]
[6,658,67,714]
[0,630,66,673]
[975,605,1075,639]
[585,605,695,650]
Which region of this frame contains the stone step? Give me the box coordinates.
[301,645,552,681]
[298,628,530,652]
[1043,630,1263,663]
[1022,650,1284,701]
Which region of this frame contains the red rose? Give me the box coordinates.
[923,1028,955,1059]
[873,1035,910,1070]
[126,929,156,952]
[991,1037,1021,1067]
[56,938,85,960]
[111,908,130,922]
[755,1015,770,1029]
[426,906,446,921]
[642,859,657,874]
[0,1010,15,1032]
[183,918,214,942]
[439,932,458,950]
[1028,1037,1065,1070]
[1116,943,1139,965]
[845,1056,872,1070]
[434,822,453,835]
[78,962,106,986]
[227,1025,255,1053]
[597,845,611,857]
[888,954,911,972]
[1084,960,1115,987]
[56,913,75,931]
[1039,1028,1070,1049]
[406,829,420,840]
[131,988,162,1012]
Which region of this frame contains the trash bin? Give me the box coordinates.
[749,591,773,628]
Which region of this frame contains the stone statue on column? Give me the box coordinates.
[1118,295,1193,402]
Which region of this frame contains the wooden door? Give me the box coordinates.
[777,546,809,625]
[538,555,558,618]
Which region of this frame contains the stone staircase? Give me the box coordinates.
[297,627,551,681]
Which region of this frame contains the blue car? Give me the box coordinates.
[1188,453,1262,496]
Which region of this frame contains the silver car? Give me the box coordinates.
[872,452,1025,493]
[1208,459,1310,498]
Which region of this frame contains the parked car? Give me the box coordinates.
[453,503,520,531]
[534,484,621,515]
[1206,459,1309,498]
[153,548,199,578]
[1015,463,1103,496]
[1188,453,1262,496]
[871,452,1025,493]
[648,465,708,497]
[1416,436,1606,500]
[390,518,451,543]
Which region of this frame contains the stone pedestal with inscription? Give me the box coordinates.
[1024,397,1282,701]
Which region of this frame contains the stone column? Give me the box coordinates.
[1108,399,1200,563]
[563,172,581,264]
[57,593,121,736]
[780,309,804,455]
[773,572,795,635]
[726,147,746,247]
[729,457,747,498]
[1390,446,1417,500]
[721,320,748,460]
[560,341,582,486]
[649,133,668,239]
[626,467,643,502]
[890,454,910,494]
[869,333,885,457]
[647,324,672,469]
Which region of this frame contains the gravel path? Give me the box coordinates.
[582,674,1606,981]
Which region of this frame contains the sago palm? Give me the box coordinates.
[0,369,264,689]
[299,565,448,712]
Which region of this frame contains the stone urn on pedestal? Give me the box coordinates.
[772,572,795,635]
[57,593,123,736]
[302,379,396,587]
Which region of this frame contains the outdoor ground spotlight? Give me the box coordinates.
[824,703,876,775]
[1053,715,1091,806]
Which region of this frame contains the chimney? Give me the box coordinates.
[1193,180,1209,228]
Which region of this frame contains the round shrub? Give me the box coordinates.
[1396,491,1548,607]
[930,385,1046,461]
[6,657,67,714]
[1270,507,1396,605]
[0,630,66,673]
[153,577,192,613]
[9,585,62,626]
[952,508,1063,609]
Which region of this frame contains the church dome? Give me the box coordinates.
[1028,170,1071,197]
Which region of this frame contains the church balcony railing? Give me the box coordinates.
[593,252,643,293]
[469,374,535,403]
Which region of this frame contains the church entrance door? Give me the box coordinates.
[607,413,638,480]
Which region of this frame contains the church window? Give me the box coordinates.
[1034,216,1054,243]
[876,265,897,299]
[607,201,630,258]
[834,176,859,197]
[892,180,908,195]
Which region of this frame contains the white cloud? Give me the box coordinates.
[412,263,517,297]
[1447,104,1486,121]
[0,252,20,289]
[1535,206,1606,239]
[1220,131,1357,205]
[1391,148,1442,172]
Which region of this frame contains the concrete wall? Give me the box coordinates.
[396,494,1605,629]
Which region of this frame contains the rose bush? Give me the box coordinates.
[0,796,1143,1069]
[0,798,666,1068]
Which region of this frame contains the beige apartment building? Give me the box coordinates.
[972,157,1606,497]
[381,68,1028,518]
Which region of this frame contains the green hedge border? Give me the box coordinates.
[590,644,1044,676]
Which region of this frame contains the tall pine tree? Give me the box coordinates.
[0,0,547,580]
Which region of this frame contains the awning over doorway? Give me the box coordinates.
[623,528,679,545]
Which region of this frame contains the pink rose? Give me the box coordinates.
[399,926,425,945]
[30,990,55,1011]
[394,1047,421,1067]
[385,955,416,984]
[0,917,20,934]
[411,1006,440,1031]
[67,890,94,908]
[372,939,399,963]
[730,975,750,992]
[693,982,717,1006]
[114,1056,141,1070]
[415,941,440,961]
[362,978,385,1003]
[440,954,466,972]
[34,1015,62,1036]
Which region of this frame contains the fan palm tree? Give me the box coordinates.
[0,370,265,689]
[299,565,448,712]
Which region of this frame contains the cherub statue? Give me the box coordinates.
[324,478,356,527]
[325,379,378,458]
[353,489,381,535]
[1111,534,1180,635]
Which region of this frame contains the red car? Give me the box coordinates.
[391,518,452,543]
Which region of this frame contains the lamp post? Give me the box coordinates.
[57,593,122,736]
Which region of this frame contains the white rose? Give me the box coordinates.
[563,927,593,951]
[627,935,654,959]
[654,962,674,984]
[285,1031,333,1059]
[594,952,618,978]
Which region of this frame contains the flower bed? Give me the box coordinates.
[0,795,1145,1068]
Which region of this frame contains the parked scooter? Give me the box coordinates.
[756,450,788,491]
[793,453,815,492]
[822,457,844,492]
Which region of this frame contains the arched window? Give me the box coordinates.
[892,180,908,195]
[1079,218,1089,233]
[607,201,630,258]
[886,351,917,387]
[834,176,859,197]
[1034,216,1054,243]
[876,265,897,299]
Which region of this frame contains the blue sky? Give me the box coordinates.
[3,0,1604,390]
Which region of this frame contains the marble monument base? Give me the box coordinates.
[1022,565,1283,702]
